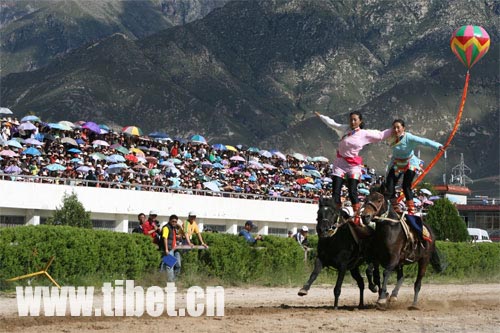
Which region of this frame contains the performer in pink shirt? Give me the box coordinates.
[315,111,392,224]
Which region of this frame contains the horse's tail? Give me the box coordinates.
[430,245,447,273]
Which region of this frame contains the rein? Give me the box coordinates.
[366,198,401,223]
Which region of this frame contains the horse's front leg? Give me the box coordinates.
[298,257,323,296]
[333,266,347,310]
[377,264,395,309]
[350,267,365,309]
[389,266,404,302]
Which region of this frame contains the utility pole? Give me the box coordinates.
[450,153,473,186]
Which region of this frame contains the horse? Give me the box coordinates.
[298,197,379,309]
[360,189,445,310]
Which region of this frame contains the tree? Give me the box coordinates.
[47,192,92,228]
[425,198,469,242]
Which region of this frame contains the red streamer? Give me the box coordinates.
[398,71,470,201]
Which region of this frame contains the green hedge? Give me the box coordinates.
[1,226,499,290]
[0,225,158,288]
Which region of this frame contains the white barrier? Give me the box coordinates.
[0,180,317,234]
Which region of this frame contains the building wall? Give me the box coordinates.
[0,180,317,235]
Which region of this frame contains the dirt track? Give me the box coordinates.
[1,283,499,333]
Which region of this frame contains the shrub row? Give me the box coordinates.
[1,227,499,289]
[0,225,158,288]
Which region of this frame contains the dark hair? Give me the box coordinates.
[392,119,405,128]
[138,213,146,219]
[349,111,364,129]
[169,214,179,221]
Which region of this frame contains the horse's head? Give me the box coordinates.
[360,191,388,225]
[316,197,340,237]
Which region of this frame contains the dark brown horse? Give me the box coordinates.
[298,197,379,309]
[361,190,444,309]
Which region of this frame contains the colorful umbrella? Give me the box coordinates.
[6,140,22,149]
[212,143,227,151]
[4,165,22,174]
[292,153,308,161]
[247,147,260,153]
[92,140,110,147]
[61,137,78,146]
[311,156,329,163]
[48,123,72,131]
[0,149,19,157]
[125,154,139,163]
[225,145,238,152]
[259,150,272,158]
[129,148,145,156]
[21,115,40,123]
[0,107,13,115]
[191,134,207,144]
[271,151,287,160]
[18,122,37,131]
[106,154,126,163]
[45,163,66,171]
[58,121,75,129]
[230,155,245,162]
[22,147,42,156]
[24,138,44,146]
[122,126,143,136]
[82,121,101,134]
[113,146,129,155]
[68,148,82,154]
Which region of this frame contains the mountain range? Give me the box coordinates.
[0,0,498,195]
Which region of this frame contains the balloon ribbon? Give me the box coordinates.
[398,70,470,201]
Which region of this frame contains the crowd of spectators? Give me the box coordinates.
[1,115,386,204]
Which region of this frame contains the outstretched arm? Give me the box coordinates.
[407,133,442,150]
[315,112,349,137]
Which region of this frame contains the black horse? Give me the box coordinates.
[298,197,378,309]
[361,190,445,309]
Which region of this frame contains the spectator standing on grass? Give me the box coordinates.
[239,220,262,244]
[160,214,182,280]
[132,213,146,234]
[185,211,208,248]
[294,226,310,248]
[143,210,159,243]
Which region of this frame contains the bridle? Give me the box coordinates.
[317,204,342,237]
[363,193,401,223]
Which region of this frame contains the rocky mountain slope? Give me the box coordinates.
[1,0,498,184]
[0,0,227,75]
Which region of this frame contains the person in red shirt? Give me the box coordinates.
[143,210,159,243]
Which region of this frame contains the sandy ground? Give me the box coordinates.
[0,283,499,333]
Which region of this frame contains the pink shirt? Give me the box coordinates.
[319,114,392,158]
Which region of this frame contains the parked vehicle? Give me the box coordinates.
[467,228,492,243]
[488,230,500,243]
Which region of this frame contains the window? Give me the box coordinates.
[268,227,287,237]
[203,224,226,233]
[92,220,115,231]
[0,216,25,227]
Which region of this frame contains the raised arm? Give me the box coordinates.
[315,112,349,138]
[407,133,442,150]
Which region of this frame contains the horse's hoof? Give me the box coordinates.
[369,285,379,293]
[333,306,339,310]
[298,289,308,296]
[376,302,387,311]
[377,298,387,305]
[408,305,420,311]
[389,296,398,303]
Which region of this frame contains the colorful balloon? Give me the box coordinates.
[450,25,490,69]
